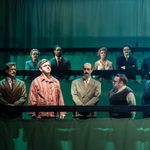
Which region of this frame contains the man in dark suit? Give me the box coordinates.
[50,45,71,79]
[71,63,101,118]
[116,45,137,80]
[141,56,150,79]
[0,62,27,119]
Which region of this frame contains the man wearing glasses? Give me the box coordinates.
[109,74,136,119]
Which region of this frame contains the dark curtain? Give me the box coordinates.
[1,0,150,48]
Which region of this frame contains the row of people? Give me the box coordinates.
[2,59,150,119]
[25,46,71,80]
[24,45,150,80]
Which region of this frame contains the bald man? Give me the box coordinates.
[71,63,101,118]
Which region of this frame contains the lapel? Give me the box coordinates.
[78,78,94,96]
[54,58,58,67]
[12,79,20,93]
[59,57,65,67]
[4,78,20,93]
[78,78,86,90]
[3,78,12,91]
[86,79,94,93]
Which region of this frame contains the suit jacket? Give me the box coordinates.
[116,56,137,79]
[71,78,101,105]
[50,57,71,79]
[141,56,150,79]
[0,78,27,118]
[71,78,101,117]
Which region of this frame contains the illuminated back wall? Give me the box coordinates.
[1,0,150,48]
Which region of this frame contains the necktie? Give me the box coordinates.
[11,79,14,89]
[84,80,88,87]
[57,58,61,67]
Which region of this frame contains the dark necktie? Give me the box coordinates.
[11,79,15,90]
[57,58,61,67]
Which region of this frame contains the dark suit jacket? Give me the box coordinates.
[50,57,71,79]
[141,56,150,79]
[116,56,137,80]
[0,78,27,118]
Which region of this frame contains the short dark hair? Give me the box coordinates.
[5,62,16,70]
[53,45,62,51]
[97,47,108,56]
[38,59,50,68]
[115,73,128,84]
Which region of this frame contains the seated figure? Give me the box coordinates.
[94,47,113,80]
[116,45,137,80]
[25,49,40,80]
[50,45,71,79]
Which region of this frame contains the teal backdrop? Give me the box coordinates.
[1,0,150,48]
[0,1,150,149]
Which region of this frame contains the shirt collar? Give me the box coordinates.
[7,77,15,81]
[39,74,55,83]
[117,85,126,93]
[83,76,91,83]
[55,56,62,61]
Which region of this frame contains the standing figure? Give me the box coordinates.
[29,59,65,119]
[0,62,27,119]
[116,45,137,80]
[50,45,71,79]
[109,74,136,118]
[71,63,101,118]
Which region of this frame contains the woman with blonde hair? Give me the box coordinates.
[94,47,113,80]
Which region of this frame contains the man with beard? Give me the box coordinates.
[71,63,101,119]
[0,62,27,118]
[50,45,71,79]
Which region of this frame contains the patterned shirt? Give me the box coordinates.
[29,75,65,118]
